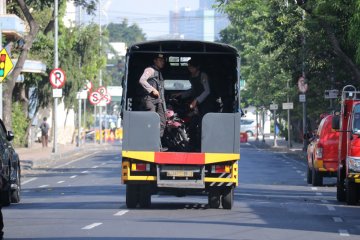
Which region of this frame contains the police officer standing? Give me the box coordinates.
[139,54,167,150]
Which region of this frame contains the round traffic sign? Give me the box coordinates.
[49,68,66,88]
[97,86,107,96]
[103,94,111,104]
[89,91,101,105]
[84,80,93,92]
[298,76,308,93]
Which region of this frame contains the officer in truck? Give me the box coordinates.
[138,54,167,151]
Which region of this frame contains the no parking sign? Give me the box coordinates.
[49,68,66,88]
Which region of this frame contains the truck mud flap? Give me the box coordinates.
[202,113,241,153]
[122,111,160,151]
[156,165,205,188]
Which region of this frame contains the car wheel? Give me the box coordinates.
[307,166,312,184]
[1,180,11,206]
[312,168,323,186]
[246,131,253,137]
[11,165,21,203]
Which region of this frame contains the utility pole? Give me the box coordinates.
[52,0,59,153]
[301,10,307,151]
[98,0,103,144]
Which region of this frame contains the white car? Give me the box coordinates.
[240,119,257,137]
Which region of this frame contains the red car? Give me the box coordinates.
[307,114,340,186]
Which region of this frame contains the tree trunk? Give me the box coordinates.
[3,0,39,128]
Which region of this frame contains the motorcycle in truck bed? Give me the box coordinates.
[120,40,241,209]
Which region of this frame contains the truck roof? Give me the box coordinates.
[127,40,239,56]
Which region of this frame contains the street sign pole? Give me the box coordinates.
[274,109,278,147]
[77,97,81,147]
[53,0,59,154]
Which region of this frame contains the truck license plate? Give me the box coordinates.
[166,170,193,177]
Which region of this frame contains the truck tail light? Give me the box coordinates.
[212,165,231,173]
[131,163,150,171]
[316,145,323,159]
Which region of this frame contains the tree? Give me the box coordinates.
[107,19,146,47]
[216,0,360,139]
[3,0,98,130]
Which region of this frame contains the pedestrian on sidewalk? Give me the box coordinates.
[40,117,50,148]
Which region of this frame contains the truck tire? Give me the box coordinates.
[307,166,312,184]
[139,184,151,208]
[126,184,139,209]
[346,181,358,205]
[312,168,323,186]
[208,189,220,209]
[336,183,346,202]
[221,187,234,210]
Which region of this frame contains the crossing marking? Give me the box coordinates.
[114,210,129,216]
[82,223,102,230]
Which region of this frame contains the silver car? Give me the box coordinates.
[240,119,257,137]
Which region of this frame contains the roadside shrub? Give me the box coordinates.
[12,102,29,147]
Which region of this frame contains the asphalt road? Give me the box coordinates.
[3,141,360,240]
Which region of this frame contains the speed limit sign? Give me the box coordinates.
[49,68,66,88]
[89,91,101,105]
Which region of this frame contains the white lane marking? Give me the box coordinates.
[39,185,49,188]
[82,223,102,230]
[333,217,343,223]
[54,152,100,169]
[70,175,77,179]
[22,177,37,185]
[321,200,329,203]
[316,192,323,196]
[327,206,336,211]
[57,181,65,184]
[101,163,106,166]
[92,166,98,169]
[296,170,301,173]
[338,229,350,237]
[81,171,89,174]
[114,210,129,216]
[245,142,250,145]
[311,187,318,191]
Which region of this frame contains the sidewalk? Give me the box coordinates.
[16,141,118,174]
[247,134,307,161]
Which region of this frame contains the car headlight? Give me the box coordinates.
[347,157,360,172]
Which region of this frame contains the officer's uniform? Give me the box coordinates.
[139,65,166,138]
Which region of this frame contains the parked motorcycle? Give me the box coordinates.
[162,98,190,152]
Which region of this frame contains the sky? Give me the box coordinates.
[96,0,200,39]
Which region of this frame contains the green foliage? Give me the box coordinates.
[216,0,360,136]
[107,20,146,46]
[12,102,29,147]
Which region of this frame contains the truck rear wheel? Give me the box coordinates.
[221,187,234,210]
[346,181,359,205]
[139,184,151,208]
[208,189,220,209]
[337,183,346,202]
[126,184,139,209]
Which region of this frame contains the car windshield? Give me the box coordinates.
[353,105,360,133]
[164,80,191,91]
